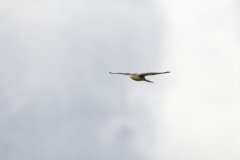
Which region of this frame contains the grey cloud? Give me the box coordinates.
[0,1,165,160]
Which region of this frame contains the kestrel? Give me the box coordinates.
[109,71,170,83]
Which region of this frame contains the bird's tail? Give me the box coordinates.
[144,79,153,83]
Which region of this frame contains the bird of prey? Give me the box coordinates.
[109,71,170,83]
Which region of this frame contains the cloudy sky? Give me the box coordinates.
[0,0,240,160]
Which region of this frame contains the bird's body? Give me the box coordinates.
[109,71,170,83]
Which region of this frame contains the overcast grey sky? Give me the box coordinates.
[1,0,240,160]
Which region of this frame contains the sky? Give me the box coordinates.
[0,0,240,160]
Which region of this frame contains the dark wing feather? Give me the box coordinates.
[109,72,131,75]
[138,71,170,77]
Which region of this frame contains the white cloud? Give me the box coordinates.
[157,0,240,159]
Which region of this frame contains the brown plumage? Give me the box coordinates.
[109,71,170,83]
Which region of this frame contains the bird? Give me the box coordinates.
[109,71,170,83]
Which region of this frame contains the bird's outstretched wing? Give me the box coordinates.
[138,71,170,77]
[109,72,131,75]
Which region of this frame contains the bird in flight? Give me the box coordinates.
[109,71,170,83]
